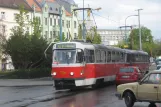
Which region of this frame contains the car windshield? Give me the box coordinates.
[53,49,84,64]
[156,65,161,70]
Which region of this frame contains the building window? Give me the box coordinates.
[26,27,29,34]
[54,19,56,25]
[50,31,52,38]
[62,20,64,27]
[45,7,47,12]
[74,33,77,39]
[68,21,70,28]
[67,32,68,39]
[14,13,18,20]
[58,19,60,25]
[56,8,58,11]
[45,18,47,25]
[45,31,48,38]
[50,7,52,10]
[50,18,52,26]
[53,31,56,38]
[26,15,29,21]
[1,12,5,19]
[74,21,76,28]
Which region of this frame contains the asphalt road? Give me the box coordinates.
[1,84,160,107]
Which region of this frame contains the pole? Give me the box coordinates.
[136,9,143,50]
[59,7,62,42]
[83,0,85,41]
[124,15,138,48]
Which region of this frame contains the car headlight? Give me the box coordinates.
[70,72,74,76]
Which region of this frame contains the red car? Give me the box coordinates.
[116,66,143,86]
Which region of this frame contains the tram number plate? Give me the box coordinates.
[122,76,130,78]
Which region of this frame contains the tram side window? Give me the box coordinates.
[112,51,116,62]
[107,51,111,62]
[85,50,95,63]
[127,53,131,63]
[101,50,106,63]
[96,50,101,63]
[120,53,125,62]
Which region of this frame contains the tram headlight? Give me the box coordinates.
[80,70,84,75]
[52,72,56,76]
[70,72,74,76]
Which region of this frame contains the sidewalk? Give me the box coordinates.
[0,77,53,87]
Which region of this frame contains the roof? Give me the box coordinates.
[26,0,41,12]
[55,0,71,13]
[65,10,72,16]
[0,0,33,11]
[47,0,60,15]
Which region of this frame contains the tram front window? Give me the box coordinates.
[53,50,76,64]
[53,49,84,64]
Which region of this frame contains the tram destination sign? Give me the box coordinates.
[56,43,76,49]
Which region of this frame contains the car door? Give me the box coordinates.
[158,74,161,101]
[137,73,160,101]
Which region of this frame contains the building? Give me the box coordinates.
[97,29,131,46]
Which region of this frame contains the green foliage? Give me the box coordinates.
[78,24,82,39]
[0,68,51,79]
[12,5,29,35]
[30,17,42,37]
[125,27,154,55]
[54,32,69,42]
[86,27,101,44]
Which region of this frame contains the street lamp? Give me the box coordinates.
[125,15,138,44]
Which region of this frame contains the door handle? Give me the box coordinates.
[154,86,158,89]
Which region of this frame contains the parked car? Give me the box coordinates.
[115,70,161,107]
[115,66,143,86]
[156,64,161,70]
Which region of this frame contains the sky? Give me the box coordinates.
[74,0,161,40]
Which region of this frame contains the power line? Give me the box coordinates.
[91,10,97,28]
[92,12,120,24]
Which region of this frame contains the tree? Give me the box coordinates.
[30,17,42,37]
[86,27,101,44]
[127,26,154,55]
[3,5,49,69]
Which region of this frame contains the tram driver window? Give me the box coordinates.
[76,49,83,63]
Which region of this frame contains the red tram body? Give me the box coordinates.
[51,41,149,90]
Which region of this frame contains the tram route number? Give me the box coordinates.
[56,43,76,49]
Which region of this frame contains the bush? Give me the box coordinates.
[0,68,51,79]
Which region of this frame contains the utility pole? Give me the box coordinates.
[136,9,143,50]
[83,0,85,41]
[59,6,62,41]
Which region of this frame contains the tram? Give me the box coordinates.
[51,41,149,90]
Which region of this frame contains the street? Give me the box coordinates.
[0,83,160,107]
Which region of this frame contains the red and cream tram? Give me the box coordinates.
[51,41,149,90]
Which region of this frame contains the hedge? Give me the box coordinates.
[0,68,51,79]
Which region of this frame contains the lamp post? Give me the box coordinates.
[125,15,138,44]
[82,0,85,41]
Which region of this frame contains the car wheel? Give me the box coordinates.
[124,92,135,107]
[148,103,156,107]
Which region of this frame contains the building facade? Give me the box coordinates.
[97,29,131,46]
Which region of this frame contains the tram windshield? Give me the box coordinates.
[53,49,83,64]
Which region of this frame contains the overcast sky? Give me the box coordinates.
[74,0,161,40]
